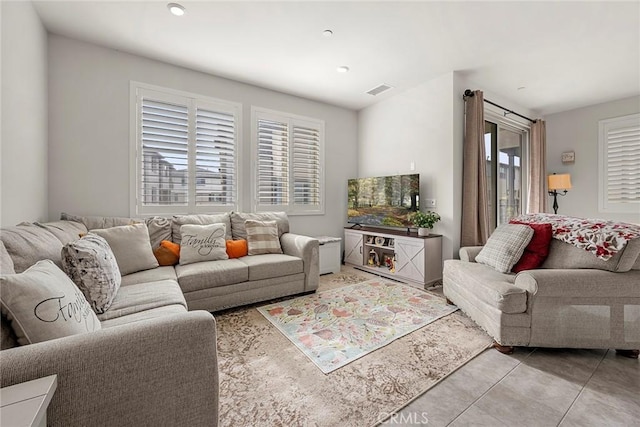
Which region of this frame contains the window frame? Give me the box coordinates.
[129,82,242,217]
[251,106,325,215]
[598,112,640,214]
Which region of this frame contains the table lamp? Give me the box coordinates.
[548,173,572,214]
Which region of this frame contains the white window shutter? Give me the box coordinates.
[599,113,640,213]
[195,108,237,206]
[133,83,240,215]
[257,118,289,206]
[292,124,321,206]
[140,98,189,206]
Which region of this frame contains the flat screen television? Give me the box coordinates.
[347,174,419,227]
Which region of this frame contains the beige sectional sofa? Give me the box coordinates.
[444,233,640,353]
[0,212,319,426]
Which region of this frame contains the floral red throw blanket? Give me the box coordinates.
[511,213,640,261]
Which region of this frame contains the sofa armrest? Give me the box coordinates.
[280,233,319,292]
[0,311,218,427]
[459,246,484,262]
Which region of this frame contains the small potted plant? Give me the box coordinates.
[411,210,441,236]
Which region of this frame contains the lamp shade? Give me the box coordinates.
[548,174,572,191]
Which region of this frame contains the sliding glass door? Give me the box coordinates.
[484,121,526,231]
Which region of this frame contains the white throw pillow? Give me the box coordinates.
[0,260,101,345]
[61,234,121,314]
[91,223,159,275]
[476,224,534,273]
[179,223,229,265]
[245,220,283,255]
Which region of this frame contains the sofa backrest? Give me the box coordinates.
[61,213,171,250]
[230,212,289,240]
[34,220,88,245]
[541,238,640,273]
[1,223,75,273]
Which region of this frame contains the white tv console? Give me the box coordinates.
[344,227,442,288]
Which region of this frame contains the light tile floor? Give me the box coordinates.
[336,267,639,427]
[384,347,639,426]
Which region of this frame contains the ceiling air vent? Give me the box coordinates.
[366,84,393,96]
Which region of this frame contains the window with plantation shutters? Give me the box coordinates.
[257,118,289,206]
[140,98,189,207]
[598,113,640,213]
[253,108,324,215]
[195,107,237,207]
[293,125,321,206]
[131,83,241,215]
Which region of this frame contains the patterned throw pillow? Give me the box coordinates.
[476,224,534,273]
[61,234,121,314]
[179,223,229,265]
[245,220,283,255]
[0,260,101,346]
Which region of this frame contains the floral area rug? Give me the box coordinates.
[257,279,458,373]
[216,267,493,426]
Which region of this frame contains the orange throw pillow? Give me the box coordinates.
[153,240,181,266]
[161,240,180,257]
[226,239,248,259]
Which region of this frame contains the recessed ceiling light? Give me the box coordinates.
[167,3,186,16]
[322,29,333,37]
[336,65,350,73]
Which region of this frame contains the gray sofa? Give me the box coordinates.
[443,238,640,354]
[0,212,319,426]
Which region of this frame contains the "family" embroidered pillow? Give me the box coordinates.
[179,223,229,265]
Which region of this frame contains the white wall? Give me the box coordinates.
[358,72,538,260]
[47,35,358,239]
[358,72,459,259]
[546,95,640,223]
[1,1,48,226]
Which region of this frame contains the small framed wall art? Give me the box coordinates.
[561,151,575,164]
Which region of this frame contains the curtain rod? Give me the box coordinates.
[463,89,536,123]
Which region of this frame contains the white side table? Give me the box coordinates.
[0,375,57,427]
[317,236,341,275]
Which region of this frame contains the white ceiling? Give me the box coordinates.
[33,1,640,115]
